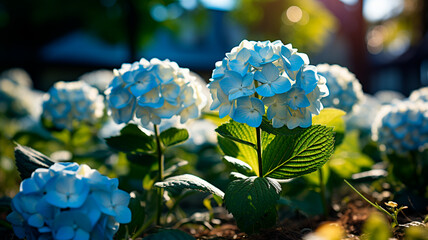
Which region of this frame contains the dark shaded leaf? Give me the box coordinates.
[160,128,189,147]
[224,177,281,233]
[105,124,154,152]
[15,144,55,179]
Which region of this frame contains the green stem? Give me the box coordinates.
[256,126,263,177]
[319,168,328,218]
[344,180,395,223]
[131,214,156,239]
[154,124,164,225]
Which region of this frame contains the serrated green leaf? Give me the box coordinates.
[143,229,195,240]
[218,134,258,173]
[312,108,346,126]
[154,174,224,199]
[222,156,255,176]
[160,128,189,147]
[313,108,346,147]
[14,144,55,179]
[224,177,281,234]
[215,120,256,148]
[105,124,154,152]
[262,125,334,179]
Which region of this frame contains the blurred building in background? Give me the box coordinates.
[0,0,426,95]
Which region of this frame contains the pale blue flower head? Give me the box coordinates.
[42,81,105,130]
[371,100,428,154]
[209,39,329,129]
[317,64,363,113]
[8,162,131,240]
[106,58,207,126]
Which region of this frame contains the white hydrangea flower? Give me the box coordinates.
[0,68,43,119]
[78,69,114,94]
[105,58,207,126]
[316,64,363,113]
[209,39,328,129]
[371,100,428,153]
[409,86,428,102]
[42,81,105,130]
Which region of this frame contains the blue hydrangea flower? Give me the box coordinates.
[316,64,363,113]
[209,40,329,129]
[371,100,428,154]
[42,81,105,130]
[7,162,131,240]
[106,58,207,126]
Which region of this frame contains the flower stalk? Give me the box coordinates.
[154,124,164,225]
[256,126,263,177]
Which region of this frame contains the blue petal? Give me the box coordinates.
[288,54,307,71]
[219,102,232,118]
[261,63,279,82]
[55,226,74,240]
[254,70,268,84]
[108,88,132,109]
[245,111,262,127]
[250,97,265,114]
[110,99,135,124]
[114,205,132,224]
[74,229,90,240]
[20,178,40,194]
[28,214,44,228]
[271,76,291,94]
[256,84,275,97]
[129,75,157,97]
[219,71,242,94]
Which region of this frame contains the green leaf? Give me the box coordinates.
[224,177,281,233]
[154,174,225,199]
[312,108,346,126]
[105,124,154,152]
[222,156,255,176]
[215,120,256,148]
[262,125,334,179]
[14,144,55,179]
[143,229,195,240]
[313,108,346,147]
[160,128,189,147]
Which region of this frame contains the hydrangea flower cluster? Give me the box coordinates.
[208,40,329,129]
[106,58,207,126]
[371,100,428,153]
[7,162,131,240]
[409,86,428,102]
[316,64,363,113]
[42,81,105,130]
